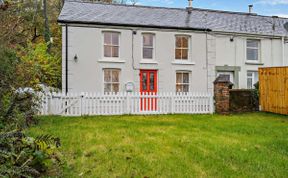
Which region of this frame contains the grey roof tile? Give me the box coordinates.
[58,0,288,37]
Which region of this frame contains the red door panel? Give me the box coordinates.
[140,70,157,111]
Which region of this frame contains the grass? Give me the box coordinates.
[27,112,288,178]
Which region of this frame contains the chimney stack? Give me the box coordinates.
[187,0,193,14]
[248,5,253,13]
[188,0,193,8]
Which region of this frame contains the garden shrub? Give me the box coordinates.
[0,131,62,177]
[0,44,63,177]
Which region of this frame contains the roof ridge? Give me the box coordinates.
[65,0,288,20]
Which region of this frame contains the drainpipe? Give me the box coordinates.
[65,24,68,94]
[205,32,209,92]
[282,37,285,66]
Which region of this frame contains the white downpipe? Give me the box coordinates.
[282,37,285,66]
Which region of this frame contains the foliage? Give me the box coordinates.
[252,81,259,110]
[0,46,39,130]
[0,0,63,88]
[0,38,62,178]
[16,42,61,88]
[0,131,62,178]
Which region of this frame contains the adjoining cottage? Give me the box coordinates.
[58,0,288,94]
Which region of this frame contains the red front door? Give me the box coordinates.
[140,70,157,111]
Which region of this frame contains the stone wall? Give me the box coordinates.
[229,89,259,113]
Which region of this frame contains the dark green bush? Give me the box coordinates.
[0,131,62,177]
[0,43,63,177]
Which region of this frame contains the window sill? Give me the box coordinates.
[140,60,158,64]
[172,60,195,65]
[98,59,125,63]
[245,61,264,65]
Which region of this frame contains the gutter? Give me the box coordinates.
[57,20,212,32]
[211,30,285,39]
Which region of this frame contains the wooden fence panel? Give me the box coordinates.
[259,67,288,115]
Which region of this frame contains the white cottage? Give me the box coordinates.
[58,0,288,94]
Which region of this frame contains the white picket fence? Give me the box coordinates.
[38,92,214,116]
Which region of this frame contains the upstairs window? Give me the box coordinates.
[176,72,190,92]
[104,32,119,58]
[247,71,259,89]
[104,69,120,93]
[247,39,260,61]
[142,33,154,59]
[175,36,189,60]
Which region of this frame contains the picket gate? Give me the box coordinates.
[38,92,214,116]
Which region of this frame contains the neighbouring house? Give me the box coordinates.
[58,0,288,94]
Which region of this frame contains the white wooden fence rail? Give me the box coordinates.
[38,92,214,116]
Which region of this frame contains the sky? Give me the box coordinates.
[136,0,288,18]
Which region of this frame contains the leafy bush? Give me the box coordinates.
[0,43,63,177]
[252,82,260,110]
[0,131,62,177]
[16,42,61,89]
[1,92,39,131]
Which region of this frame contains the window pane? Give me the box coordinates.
[247,40,259,48]
[183,85,189,92]
[112,46,119,57]
[247,72,253,77]
[142,73,147,90]
[112,70,119,82]
[143,48,153,59]
[247,48,258,60]
[112,33,119,45]
[183,73,189,83]
[112,84,119,92]
[175,37,182,48]
[104,46,112,57]
[104,33,111,45]
[182,37,188,48]
[254,72,259,83]
[182,49,188,59]
[247,78,252,89]
[143,34,153,47]
[176,73,182,83]
[176,84,182,92]
[104,70,111,82]
[175,49,182,59]
[104,83,111,92]
[150,73,155,90]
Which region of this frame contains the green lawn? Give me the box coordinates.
[28,113,288,178]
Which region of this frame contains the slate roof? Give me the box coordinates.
[58,0,288,37]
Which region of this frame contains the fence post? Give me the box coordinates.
[80,93,84,116]
[209,93,214,114]
[171,92,174,114]
[126,92,130,114]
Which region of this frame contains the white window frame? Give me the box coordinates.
[176,71,190,93]
[103,69,121,93]
[247,71,259,89]
[102,31,121,59]
[246,39,261,62]
[175,35,191,61]
[142,33,155,60]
